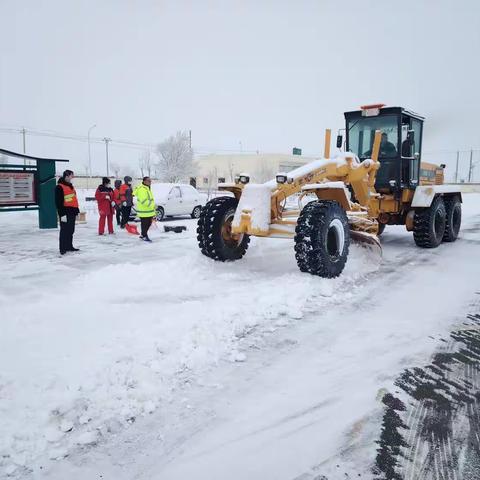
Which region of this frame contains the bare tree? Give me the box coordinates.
[110,162,121,178]
[138,150,153,178]
[254,160,275,183]
[121,167,136,180]
[227,160,235,182]
[206,167,218,200]
[155,130,193,182]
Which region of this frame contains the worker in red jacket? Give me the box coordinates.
[119,176,133,228]
[95,177,115,235]
[112,179,122,226]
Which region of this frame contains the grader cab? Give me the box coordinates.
[197,105,462,278]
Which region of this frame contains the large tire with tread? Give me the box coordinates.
[294,200,350,278]
[197,196,250,261]
[413,195,446,248]
[442,195,461,242]
[377,223,386,236]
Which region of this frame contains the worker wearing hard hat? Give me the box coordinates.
[119,176,134,228]
[112,179,123,226]
[55,169,80,255]
[134,177,156,242]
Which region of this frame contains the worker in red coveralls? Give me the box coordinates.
[112,179,122,226]
[95,177,115,235]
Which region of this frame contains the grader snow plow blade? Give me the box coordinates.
[349,229,382,254]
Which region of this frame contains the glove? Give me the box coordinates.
[122,202,127,207]
[106,195,110,200]
[111,201,116,207]
[60,215,67,223]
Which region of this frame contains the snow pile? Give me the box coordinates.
[232,183,271,232]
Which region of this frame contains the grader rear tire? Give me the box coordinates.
[413,195,446,248]
[442,195,461,242]
[294,200,350,278]
[196,196,250,261]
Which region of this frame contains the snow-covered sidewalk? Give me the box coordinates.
[0,202,380,477]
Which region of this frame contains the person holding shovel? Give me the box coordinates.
[133,176,156,242]
[119,176,134,228]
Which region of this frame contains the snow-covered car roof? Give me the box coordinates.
[150,183,196,199]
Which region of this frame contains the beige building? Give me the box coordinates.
[192,153,316,189]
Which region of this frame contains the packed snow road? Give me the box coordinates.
[1,194,479,479]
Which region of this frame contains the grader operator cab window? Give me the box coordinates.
[347,116,398,159]
[345,106,424,192]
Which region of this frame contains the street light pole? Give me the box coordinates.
[104,138,111,176]
[22,128,26,165]
[87,124,97,177]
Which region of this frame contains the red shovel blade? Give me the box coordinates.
[125,223,139,235]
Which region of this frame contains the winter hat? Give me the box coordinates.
[102,177,111,185]
[114,179,122,188]
[63,169,74,178]
[124,176,132,183]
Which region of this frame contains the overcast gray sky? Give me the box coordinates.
[1,0,479,174]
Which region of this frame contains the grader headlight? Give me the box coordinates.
[239,174,250,184]
[276,173,288,184]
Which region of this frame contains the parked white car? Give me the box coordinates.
[148,183,207,221]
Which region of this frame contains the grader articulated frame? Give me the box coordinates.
[196,130,384,278]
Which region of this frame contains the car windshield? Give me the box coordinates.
[150,183,175,198]
[348,115,398,159]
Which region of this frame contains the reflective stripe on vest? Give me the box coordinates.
[135,185,155,215]
[59,183,79,208]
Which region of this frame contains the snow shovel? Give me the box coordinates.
[125,223,140,235]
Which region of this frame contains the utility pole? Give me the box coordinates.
[468,149,473,183]
[104,138,111,177]
[454,151,459,183]
[22,128,26,165]
[87,124,97,177]
[189,130,192,149]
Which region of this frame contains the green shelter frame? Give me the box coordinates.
[0,148,69,229]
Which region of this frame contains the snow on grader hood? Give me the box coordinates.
[197,107,462,278]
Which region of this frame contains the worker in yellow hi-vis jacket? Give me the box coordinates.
[133,177,156,242]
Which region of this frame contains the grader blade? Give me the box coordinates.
[349,229,382,254]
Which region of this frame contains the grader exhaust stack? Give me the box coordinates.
[197,105,463,278]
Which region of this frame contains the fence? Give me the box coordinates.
[422,150,480,183]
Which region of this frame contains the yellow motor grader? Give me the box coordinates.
[197,105,462,278]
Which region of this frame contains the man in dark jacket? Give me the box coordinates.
[55,169,80,255]
[119,175,134,228]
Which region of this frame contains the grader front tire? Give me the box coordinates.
[294,200,350,278]
[196,196,250,261]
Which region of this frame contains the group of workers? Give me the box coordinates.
[55,170,156,255]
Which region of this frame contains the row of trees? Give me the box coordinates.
[109,130,193,182]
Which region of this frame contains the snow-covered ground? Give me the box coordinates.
[1,194,479,479]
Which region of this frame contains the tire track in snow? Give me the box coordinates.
[373,305,480,480]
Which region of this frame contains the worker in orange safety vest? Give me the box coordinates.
[55,169,80,255]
